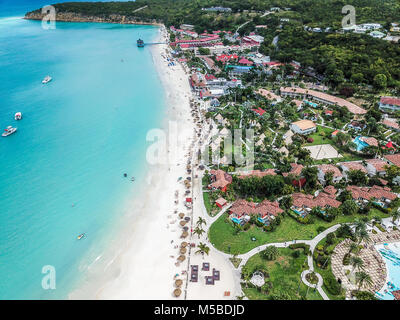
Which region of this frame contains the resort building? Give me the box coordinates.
[280,87,367,115]
[189,73,207,91]
[317,164,344,185]
[208,169,232,192]
[291,191,342,217]
[379,96,400,112]
[290,119,317,135]
[366,159,388,176]
[347,120,366,131]
[256,88,282,104]
[241,35,264,46]
[283,129,294,145]
[215,197,227,209]
[237,169,276,179]
[382,118,400,131]
[282,163,304,177]
[353,136,379,151]
[384,153,400,167]
[229,199,283,226]
[346,185,397,207]
[339,161,368,180]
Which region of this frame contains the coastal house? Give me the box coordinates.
[215,197,227,209]
[189,73,207,91]
[346,185,397,207]
[347,120,366,131]
[237,169,276,179]
[317,164,343,185]
[282,163,305,187]
[365,159,388,176]
[384,153,400,167]
[379,96,400,112]
[339,161,368,180]
[290,119,316,135]
[291,191,341,217]
[252,107,267,117]
[229,199,283,226]
[241,35,264,46]
[381,118,400,132]
[208,169,232,192]
[280,87,366,115]
[257,88,282,104]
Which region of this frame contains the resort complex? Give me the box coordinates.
[2,0,400,303]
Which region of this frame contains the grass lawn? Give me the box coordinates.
[209,208,390,254]
[203,192,213,216]
[242,248,323,300]
[304,126,335,146]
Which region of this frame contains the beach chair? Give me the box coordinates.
[212,268,220,281]
[202,262,210,271]
[205,276,214,285]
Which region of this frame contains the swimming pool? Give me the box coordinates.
[375,243,400,300]
[231,217,241,225]
[353,136,369,151]
[303,100,318,108]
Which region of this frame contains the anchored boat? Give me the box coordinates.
[42,75,52,84]
[15,112,22,120]
[2,126,17,137]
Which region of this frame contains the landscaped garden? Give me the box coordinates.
[304,126,335,146]
[208,208,390,254]
[241,247,322,300]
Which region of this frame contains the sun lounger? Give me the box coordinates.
[202,262,210,271]
[191,265,199,272]
[191,272,198,282]
[212,268,220,281]
[205,276,214,285]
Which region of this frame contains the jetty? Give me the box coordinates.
[136,39,166,47]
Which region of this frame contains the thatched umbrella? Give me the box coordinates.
[180,220,187,226]
[180,247,187,255]
[179,213,185,219]
[175,279,183,288]
[177,255,186,262]
[181,231,188,238]
[173,288,182,297]
[181,242,188,248]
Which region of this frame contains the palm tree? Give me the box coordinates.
[193,226,205,239]
[355,271,373,291]
[195,242,210,256]
[196,217,207,228]
[350,256,364,272]
[347,241,359,255]
[262,246,279,261]
[392,210,400,224]
[357,229,371,245]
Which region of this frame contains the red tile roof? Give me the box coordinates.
[318,164,343,178]
[209,169,232,190]
[292,191,342,209]
[283,163,304,177]
[380,96,400,107]
[360,137,379,147]
[340,161,368,174]
[382,119,399,130]
[252,107,266,116]
[230,199,283,218]
[238,169,276,179]
[384,153,400,167]
[347,185,397,201]
[366,159,387,172]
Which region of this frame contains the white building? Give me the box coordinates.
[290,120,317,135]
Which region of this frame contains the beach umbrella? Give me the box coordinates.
[181,231,188,238]
[180,248,187,255]
[180,220,187,226]
[179,213,185,219]
[173,288,182,297]
[175,279,183,288]
[181,242,188,248]
[177,255,186,262]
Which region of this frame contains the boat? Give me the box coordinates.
[42,75,52,84]
[137,39,144,47]
[15,112,22,120]
[2,126,17,137]
[77,233,85,240]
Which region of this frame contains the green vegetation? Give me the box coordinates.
[241,248,322,300]
[209,208,389,254]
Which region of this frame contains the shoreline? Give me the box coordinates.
[69,26,196,299]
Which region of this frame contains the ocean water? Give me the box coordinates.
[376,243,400,300]
[0,11,165,298]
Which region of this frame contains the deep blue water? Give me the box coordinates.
[0,2,165,299]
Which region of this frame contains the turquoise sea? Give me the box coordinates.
[0,2,165,299]
[376,243,400,300]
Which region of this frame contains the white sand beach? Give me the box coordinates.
[69,26,238,300]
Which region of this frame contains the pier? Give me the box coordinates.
[137,38,166,47]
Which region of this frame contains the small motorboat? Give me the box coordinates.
[2,126,17,137]
[15,112,22,120]
[77,233,85,240]
[42,75,52,84]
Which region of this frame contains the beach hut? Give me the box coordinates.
[215,197,227,209]
[173,288,182,297]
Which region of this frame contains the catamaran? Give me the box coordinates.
[42,75,52,84]
[2,126,17,137]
